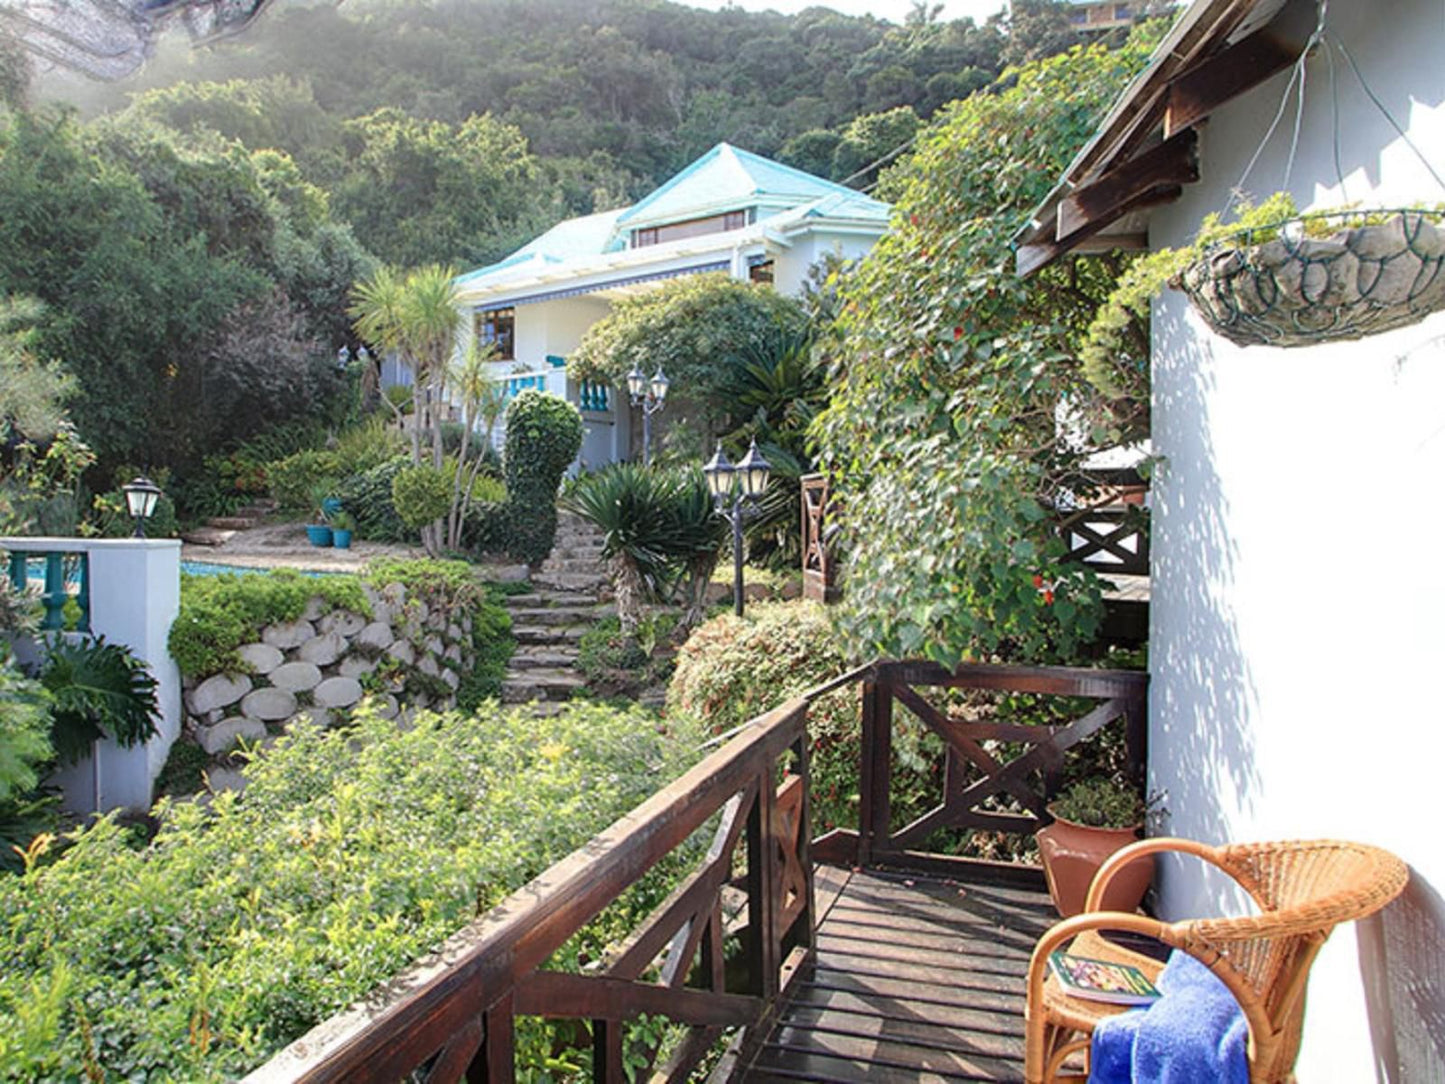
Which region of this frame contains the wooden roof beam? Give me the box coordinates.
[1164,28,1306,137]
[1057,129,1200,239]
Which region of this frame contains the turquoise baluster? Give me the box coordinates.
[7,552,24,594]
[76,554,91,633]
[41,553,65,630]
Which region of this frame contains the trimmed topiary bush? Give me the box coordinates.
[390,464,451,529]
[470,391,583,565]
[0,702,703,1080]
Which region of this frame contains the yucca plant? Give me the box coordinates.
[36,635,160,765]
[561,464,726,633]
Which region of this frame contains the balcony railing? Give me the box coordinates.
[248,659,1144,1082]
[4,544,91,632]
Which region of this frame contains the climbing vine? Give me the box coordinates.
[813,33,1162,667]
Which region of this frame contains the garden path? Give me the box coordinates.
[500,511,612,708]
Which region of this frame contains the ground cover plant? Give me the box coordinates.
[0,702,702,1079]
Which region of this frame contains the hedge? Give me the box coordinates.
[0,702,703,1080]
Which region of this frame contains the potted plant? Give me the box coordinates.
[1036,777,1151,918]
[330,510,355,549]
[1081,194,1445,406]
[305,485,333,547]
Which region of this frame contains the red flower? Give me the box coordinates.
[953,327,964,341]
[1032,574,1044,588]
[1043,589,1055,605]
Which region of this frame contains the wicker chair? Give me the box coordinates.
[1024,838,1409,1083]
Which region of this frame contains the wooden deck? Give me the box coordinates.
[740,865,1055,1083]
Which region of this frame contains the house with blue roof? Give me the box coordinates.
[449,143,891,468]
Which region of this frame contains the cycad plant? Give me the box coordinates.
[560,464,725,634]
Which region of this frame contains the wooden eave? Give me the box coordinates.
[1014,0,1313,276]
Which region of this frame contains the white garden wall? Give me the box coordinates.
[1147,1,1445,1079]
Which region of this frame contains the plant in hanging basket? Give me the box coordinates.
[1081,195,1445,400]
[1179,207,1445,347]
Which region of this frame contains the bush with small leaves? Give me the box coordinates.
[390,464,451,530]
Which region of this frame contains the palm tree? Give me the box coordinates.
[444,340,504,551]
[349,264,462,469]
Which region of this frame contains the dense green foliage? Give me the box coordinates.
[457,587,515,711]
[0,110,372,476]
[472,390,584,565]
[0,647,51,805]
[35,635,160,765]
[0,702,701,1079]
[167,570,371,679]
[336,456,410,542]
[267,449,341,514]
[814,36,1162,667]
[570,275,810,427]
[54,0,1098,235]
[560,463,724,631]
[390,464,451,529]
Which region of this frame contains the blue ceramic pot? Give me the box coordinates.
[332,528,353,549]
[305,524,334,547]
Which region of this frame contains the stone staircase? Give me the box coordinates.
[500,512,611,707]
[183,497,279,547]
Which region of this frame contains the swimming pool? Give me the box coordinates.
[181,560,335,578]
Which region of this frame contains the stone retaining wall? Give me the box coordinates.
[181,580,475,759]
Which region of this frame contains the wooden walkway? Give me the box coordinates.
[740,865,1056,1083]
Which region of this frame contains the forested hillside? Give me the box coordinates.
[38,0,1092,267]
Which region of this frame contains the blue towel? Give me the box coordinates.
[1088,950,1249,1084]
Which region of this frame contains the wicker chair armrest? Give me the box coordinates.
[1026,911,1175,1010]
[1084,837,1248,913]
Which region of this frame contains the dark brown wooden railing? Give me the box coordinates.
[248,660,1145,1083]
[799,474,837,604]
[814,661,1148,877]
[245,696,817,1084]
[1059,505,1149,577]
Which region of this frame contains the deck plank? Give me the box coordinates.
[737,865,1048,1084]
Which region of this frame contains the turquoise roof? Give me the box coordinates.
[455,144,890,297]
[615,143,884,228]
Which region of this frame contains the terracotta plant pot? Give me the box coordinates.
[1036,812,1152,918]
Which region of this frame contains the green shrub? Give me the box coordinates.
[483,390,584,565]
[458,587,515,710]
[668,601,934,834]
[577,614,677,694]
[267,450,342,513]
[336,456,410,542]
[168,570,371,679]
[391,464,450,529]
[331,415,403,477]
[0,703,703,1080]
[36,635,159,765]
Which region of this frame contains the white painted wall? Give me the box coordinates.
[4,538,182,814]
[773,230,880,294]
[1146,1,1445,1079]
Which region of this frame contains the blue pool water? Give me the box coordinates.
[181,561,334,578]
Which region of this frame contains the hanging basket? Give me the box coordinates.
[1175,209,1445,348]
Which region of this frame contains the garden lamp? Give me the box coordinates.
[122,476,162,538]
[628,363,669,466]
[336,344,351,371]
[704,440,769,617]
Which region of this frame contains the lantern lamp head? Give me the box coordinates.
[702,443,735,503]
[736,439,772,500]
[122,476,163,537]
[650,367,669,403]
[626,363,647,400]
[336,345,351,371]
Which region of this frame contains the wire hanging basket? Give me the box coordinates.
[1174,209,1445,347]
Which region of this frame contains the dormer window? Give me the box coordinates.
[632,209,754,248]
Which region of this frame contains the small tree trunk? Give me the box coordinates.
[610,554,645,636]
[679,553,719,631]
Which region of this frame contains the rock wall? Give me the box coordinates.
[181,580,475,760]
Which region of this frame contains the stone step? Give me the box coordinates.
[532,572,609,592]
[501,669,587,702]
[181,526,236,547]
[540,558,607,575]
[514,624,590,644]
[503,590,601,609]
[207,516,259,531]
[510,648,580,670]
[508,605,613,626]
[550,545,605,560]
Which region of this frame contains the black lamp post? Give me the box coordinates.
[703,439,771,617]
[121,476,162,538]
[627,363,669,466]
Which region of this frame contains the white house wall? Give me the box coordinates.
[773,230,882,295]
[1147,1,1445,1079]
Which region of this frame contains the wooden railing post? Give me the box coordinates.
[743,755,781,999]
[857,673,893,867]
[466,994,514,1084]
[790,725,816,954]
